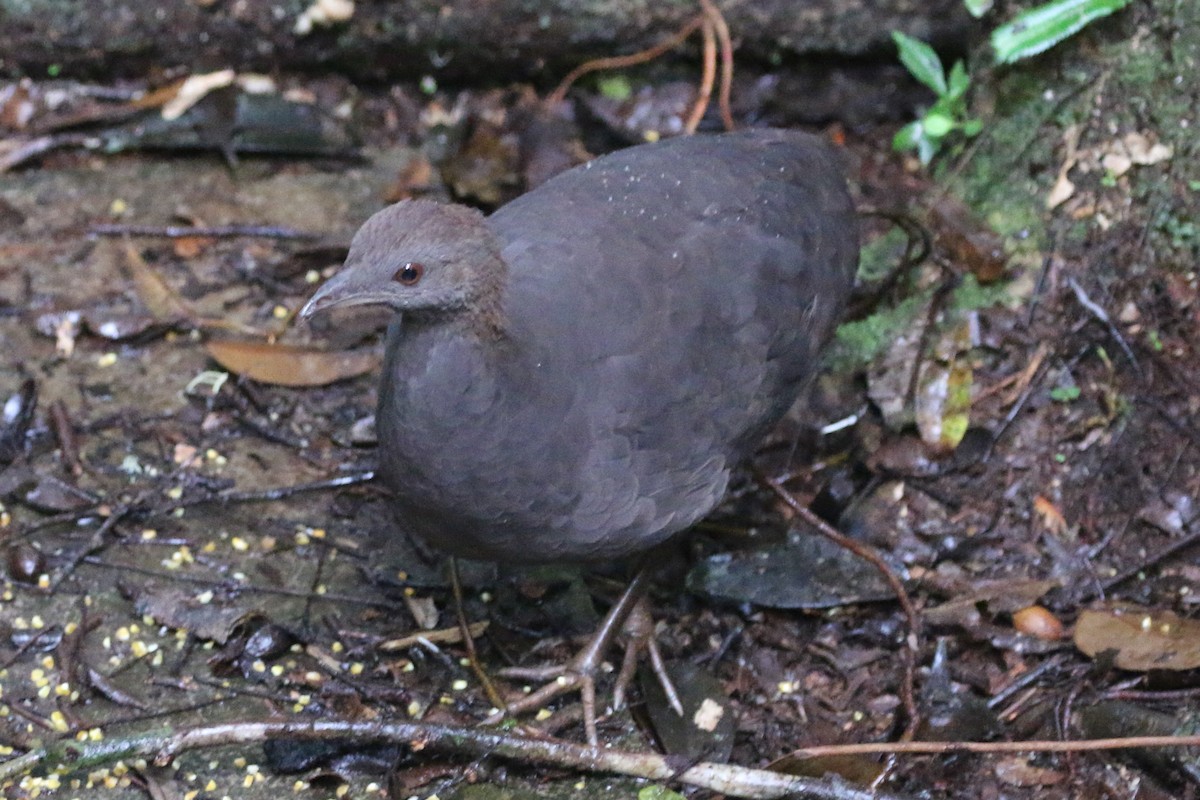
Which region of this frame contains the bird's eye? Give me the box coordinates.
[393,262,425,286]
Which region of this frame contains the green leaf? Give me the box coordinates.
[963,0,993,16]
[992,0,1133,64]
[1050,385,1081,402]
[961,118,984,136]
[892,31,948,95]
[946,60,971,100]
[923,113,955,137]
[597,74,633,101]
[892,120,924,152]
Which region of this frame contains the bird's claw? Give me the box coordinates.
[485,597,683,745]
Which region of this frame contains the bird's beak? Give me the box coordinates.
[298,280,340,320]
[300,273,398,321]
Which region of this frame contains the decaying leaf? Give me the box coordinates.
[120,239,199,323]
[23,473,98,512]
[640,663,736,763]
[119,240,270,335]
[993,756,1066,788]
[135,587,264,645]
[1075,606,1200,671]
[915,317,975,452]
[866,316,925,430]
[205,339,380,387]
[1099,131,1173,177]
[161,69,236,121]
[924,578,1060,627]
[687,527,897,609]
[1033,495,1071,537]
[929,197,1008,284]
[294,0,356,35]
[1047,123,1082,209]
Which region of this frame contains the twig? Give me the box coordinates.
[6,719,905,800]
[844,209,931,322]
[378,620,490,652]
[48,504,131,592]
[547,0,736,134]
[973,341,1049,406]
[1100,512,1200,592]
[788,735,1200,759]
[175,471,375,508]
[88,223,322,240]
[977,355,1047,465]
[760,474,922,741]
[0,133,91,172]
[546,17,706,106]
[1066,276,1141,377]
[683,12,718,135]
[699,0,735,131]
[81,556,404,610]
[449,556,510,713]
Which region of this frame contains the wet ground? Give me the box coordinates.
[1,26,1199,800]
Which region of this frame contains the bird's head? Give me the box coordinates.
[300,199,506,322]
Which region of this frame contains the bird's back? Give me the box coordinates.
[381,129,857,562]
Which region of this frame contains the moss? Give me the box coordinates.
[830,291,931,369]
[946,0,1199,279]
[857,227,911,283]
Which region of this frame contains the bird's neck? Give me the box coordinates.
[469,276,508,341]
[405,275,508,342]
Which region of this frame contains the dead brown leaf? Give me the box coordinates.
[929,198,1007,284]
[924,578,1060,627]
[1033,495,1070,537]
[119,240,267,336]
[120,239,200,322]
[204,338,380,387]
[1075,606,1200,671]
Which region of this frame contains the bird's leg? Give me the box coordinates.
[486,557,680,745]
[610,594,684,716]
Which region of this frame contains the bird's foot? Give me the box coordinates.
[484,570,682,745]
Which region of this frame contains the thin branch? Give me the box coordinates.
[11,719,906,800]
[88,223,322,240]
[683,13,718,134]
[546,16,706,106]
[700,0,735,131]
[1066,276,1141,377]
[790,734,1200,759]
[760,474,922,740]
